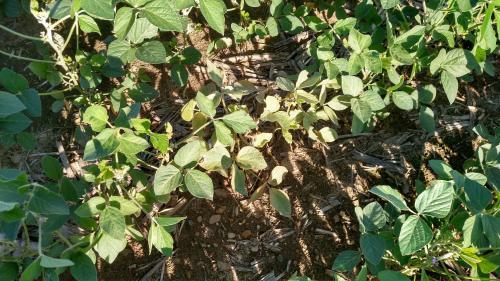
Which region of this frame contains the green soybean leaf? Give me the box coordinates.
[81,0,114,20]
[74,196,106,217]
[0,112,32,134]
[142,0,187,31]
[268,166,288,186]
[199,145,232,175]
[207,60,224,87]
[440,70,458,104]
[28,186,69,215]
[83,105,108,132]
[456,0,472,11]
[109,196,140,216]
[360,233,386,264]
[245,0,260,7]
[114,7,135,39]
[94,233,127,263]
[199,0,227,35]
[181,47,202,65]
[370,185,409,211]
[355,265,368,281]
[0,91,26,118]
[269,188,291,217]
[341,75,363,96]
[417,85,437,105]
[40,256,74,268]
[48,0,71,19]
[481,214,500,247]
[175,0,196,9]
[154,165,183,196]
[231,164,247,195]
[236,146,267,171]
[222,110,256,134]
[171,64,189,87]
[184,169,214,200]
[19,258,41,281]
[0,201,18,212]
[41,156,63,181]
[0,262,18,281]
[362,202,387,231]
[78,14,101,34]
[415,181,454,218]
[351,98,372,123]
[0,68,29,93]
[83,128,120,161]
[118,132,150,156]
[419,106,435,133]
[174,140,207,168]
[19,88,42,118]
[127,18,158,44]
[107,39,133,64]
[378,271,410,281]
[70,252,97,281]
[266,17,279,37]
[394,25,425,48]
[428,160,454,180]
[279,15,304,34]
[398,215,432,256]
[381,0,399,9]
[100,206,126,240]
[440,49,470,77]
[155,216,186,227]
[276,77,295,91]
[195,92,217,117]
[148,223,174,256]
[463,177,492,214]
[136,41,166,64]
[332,250,360,272]
[334,17,357,36]
[213,120,234,146]
[348,29,371,54]
[392,91,414,111]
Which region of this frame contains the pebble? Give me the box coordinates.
[209,214,221,224]
[227,232,236,239]
[196,216,202,223]
[251,246,259,252]
[216,206,226,214]
[241,230,252,239]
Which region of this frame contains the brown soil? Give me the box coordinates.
[2,9,499,281]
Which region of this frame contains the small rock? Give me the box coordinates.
[241,230,252,239]
[251,246,259,252]
[196,216,202,223]
[227,232,236,239]
[216,206,227,214]
[209,214,221,224]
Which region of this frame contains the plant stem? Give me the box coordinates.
[56,231,73,248]
[61,19,78,52]
[51,15,72,28]
[39,89,72,96]
[173,118,220,148]
[37,217,43,256]
[0,24,44,41]
[0,49,56,64]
